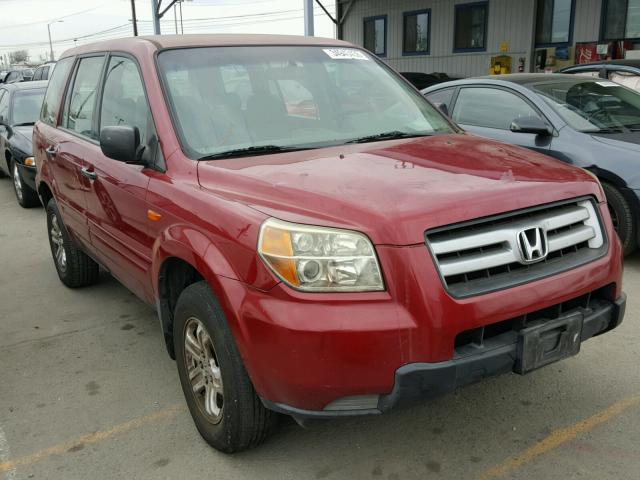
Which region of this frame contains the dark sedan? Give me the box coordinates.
[423,74,640,255]
[0,80,47,207]
[559,59,640,92]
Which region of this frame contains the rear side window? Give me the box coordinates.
[32,68,42,81]
[0,90,9,123]
[62,56,105,139]
[41,57,74,126]
[452,87,542,130]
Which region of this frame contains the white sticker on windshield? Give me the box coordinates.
[323,48,370,60]
[596,81,619,87]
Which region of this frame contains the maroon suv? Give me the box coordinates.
[35,35,625,453]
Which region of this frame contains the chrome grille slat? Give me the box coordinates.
[426,199,606,298]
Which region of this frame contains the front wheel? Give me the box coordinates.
[174,281,274,453]
[11,160,40,208]
[46,198,100,287]
[602,182,636,256]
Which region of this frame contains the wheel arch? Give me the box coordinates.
[37,179,54,208]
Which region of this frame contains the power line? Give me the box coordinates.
[0,3,107,30]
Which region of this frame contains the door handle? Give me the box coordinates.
[45,146,58,157]
[81,167,97,181]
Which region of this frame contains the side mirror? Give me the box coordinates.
[433,102,449,116]
[510,116,552,136]
[99,126,144,164]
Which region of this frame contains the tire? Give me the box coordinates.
[174,281,274,453]
[602,182,636,256]
[11,160,40,208]
[46,198,100,287]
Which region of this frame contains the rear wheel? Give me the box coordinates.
[46,198,100,287]
[602,182,636,256]
[11,160,40,208]
[174,281,274,453]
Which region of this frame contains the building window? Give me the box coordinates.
[454,2,488,52]
[403,10,431,55]
[363,16,386,56]
[535,0,574,46]
[602,0,640,40]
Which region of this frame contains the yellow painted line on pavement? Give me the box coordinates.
[0,404,185,473]
[478,393,640,480]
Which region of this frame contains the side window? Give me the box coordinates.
[42,66,50,80]
[63,56,105,139]
[99,56,150,144]
[452,87,542,130]
[32,68,42,81]
[0,90,9,122]
[99,56,162,168]
[573,69,601,78]
[5,72,18,83]
[41,57,74,126]
[425,88,456,115]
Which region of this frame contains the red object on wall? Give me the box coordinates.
[575,42,598,64]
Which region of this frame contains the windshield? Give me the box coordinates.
[157,46,454,158]
[12,89,46,125]
[532,79,640,132]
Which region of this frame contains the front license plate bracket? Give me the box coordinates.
[515,312,584,375]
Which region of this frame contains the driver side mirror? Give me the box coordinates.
[432,102,449,117]
[99,126,144,164]
[510,116,552,136]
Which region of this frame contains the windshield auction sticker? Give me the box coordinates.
[323,48,370,60]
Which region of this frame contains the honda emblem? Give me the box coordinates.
[517,227,548,264]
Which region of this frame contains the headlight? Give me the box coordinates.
[258,218,384,292]
[24,156,35,167]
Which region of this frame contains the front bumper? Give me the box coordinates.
[262,293,626,418]
[17,163,37,190]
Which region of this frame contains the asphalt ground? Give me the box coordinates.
[1,179,639,480]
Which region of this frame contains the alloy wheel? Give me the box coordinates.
[50,215,67,273]
[12,163,23,202]
[184,317,224,423]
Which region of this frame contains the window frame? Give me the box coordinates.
[601,0,640,41]
[60,52,108,144]
[40,56,76,127]
[450,85,552,132]
[402,9,431,56]
[95,51,165,171]
[363,14,387,57]
[535,0,576,48]
[453,1,489,53]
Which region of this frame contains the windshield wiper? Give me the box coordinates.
[198,145,308,161]
[585,127,626,134]
[345,130,431,144]
[12,122,35,127]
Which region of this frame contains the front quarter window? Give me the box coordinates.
[41,57,74,126]
[157,45,453,159]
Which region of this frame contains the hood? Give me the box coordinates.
[197,134,602,245]
[591,132,640,151]
[9,125,33,156]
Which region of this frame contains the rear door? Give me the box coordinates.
[0,88,9,175]
[81,54,158,302]
[450,86,552,153]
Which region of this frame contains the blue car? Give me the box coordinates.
[423,74,640,255]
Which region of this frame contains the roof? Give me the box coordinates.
[62,34,353,58]
[1,80,48,91]
[570,59,640,68]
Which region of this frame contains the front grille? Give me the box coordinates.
[453,284,615,357]
[426,198,607,298]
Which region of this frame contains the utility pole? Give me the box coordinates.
[179,0,183,34]
[174,3,178,34]
[304,0,314,36]
[47,20,64,61]
[130,0,138,36]
[151,0,161,35]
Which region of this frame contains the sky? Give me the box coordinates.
[0,0,337,65]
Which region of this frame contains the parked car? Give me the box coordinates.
[35,36,625,453]
[32,62,56,81]
[423,74,640,255]
[1,69,29,84]
[559,59,640,92]
[0,80,47,207]
[401,71,459,90]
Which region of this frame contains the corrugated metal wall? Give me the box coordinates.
[339,0,603,77]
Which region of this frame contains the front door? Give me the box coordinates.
[81,54,158,302]
[451,86,553,154]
